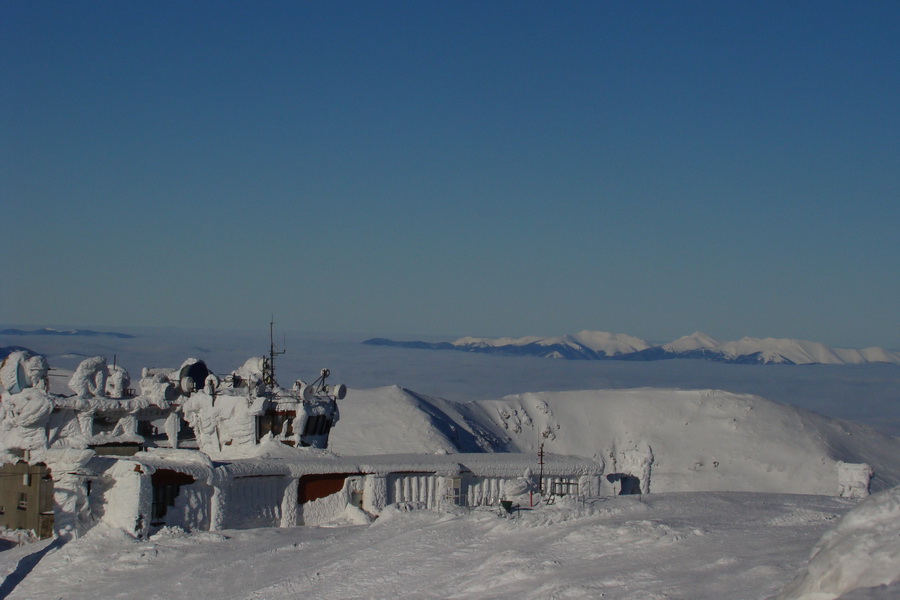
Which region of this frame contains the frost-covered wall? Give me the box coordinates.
[102,461,153,538]
[362,475,388,514]
[464,476,505,507]
[217,476,291,529]
[387,473,443,508]
[163,481,214,531]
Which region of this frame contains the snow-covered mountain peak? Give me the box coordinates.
[663,331,722,352]
[452,335,543,348]
[568,330,650,354]
[367,331,900,365]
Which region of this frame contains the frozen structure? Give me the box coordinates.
[0,348,348,537]
[0,349,602,539]
[1,350,342,457]
[93,450,602,536]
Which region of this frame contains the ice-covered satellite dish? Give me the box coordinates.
[204,374,219,394]
[333,383,347,400]
[0,354,29,393]
[179,360,210,395]
[298,382,314,402]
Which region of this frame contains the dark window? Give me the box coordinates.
[257,411,295,441]
[298,474,351,503]
[92,416,118,434]
[150,470,195,524]
[301,415,318,437]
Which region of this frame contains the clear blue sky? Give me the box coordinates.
[2,1,898,348]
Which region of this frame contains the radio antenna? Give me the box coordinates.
[265,316,286,386]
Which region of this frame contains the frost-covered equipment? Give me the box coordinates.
[245,320,344,449]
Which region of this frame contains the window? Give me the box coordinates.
[149,470,195,524]
[18,493,27,510]
[257,411,295,440]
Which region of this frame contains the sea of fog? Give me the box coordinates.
[3,327,898,437]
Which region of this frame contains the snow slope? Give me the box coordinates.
[331,387,900,495]
[329,386,505,456]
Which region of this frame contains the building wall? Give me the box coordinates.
[217,475,291,529]
[165,481,213,530]
[386,473,445,509]
[0,461,54,538]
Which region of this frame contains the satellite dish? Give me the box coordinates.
[0,356,29,393]
[333,383,347,400]
[204,374,219,394]
[180,376,195,394]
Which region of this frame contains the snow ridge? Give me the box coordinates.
[364,331,900,365]
[331,386,900,495]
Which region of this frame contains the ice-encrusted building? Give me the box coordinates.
[0,350,602,538]
[95,450,602,535]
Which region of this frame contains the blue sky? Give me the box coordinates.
[2,1,898,348]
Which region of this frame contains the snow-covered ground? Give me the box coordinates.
[0,492,878,600]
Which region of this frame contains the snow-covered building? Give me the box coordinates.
[90,449,602,536]
[0,350,603,538]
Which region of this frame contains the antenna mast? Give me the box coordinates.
[265,316,286,386]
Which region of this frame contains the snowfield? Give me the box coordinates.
[1,492,886,600]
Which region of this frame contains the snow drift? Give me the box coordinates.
[778,484,900,599]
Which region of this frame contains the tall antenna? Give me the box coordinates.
[265,316,286,385]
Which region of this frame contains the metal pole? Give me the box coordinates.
[538,443,544,494]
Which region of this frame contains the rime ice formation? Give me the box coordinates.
[0,350,49,393]
[0,351,347,538]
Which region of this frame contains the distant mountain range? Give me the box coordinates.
[0,327,135,339]
[363,331,900,365]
